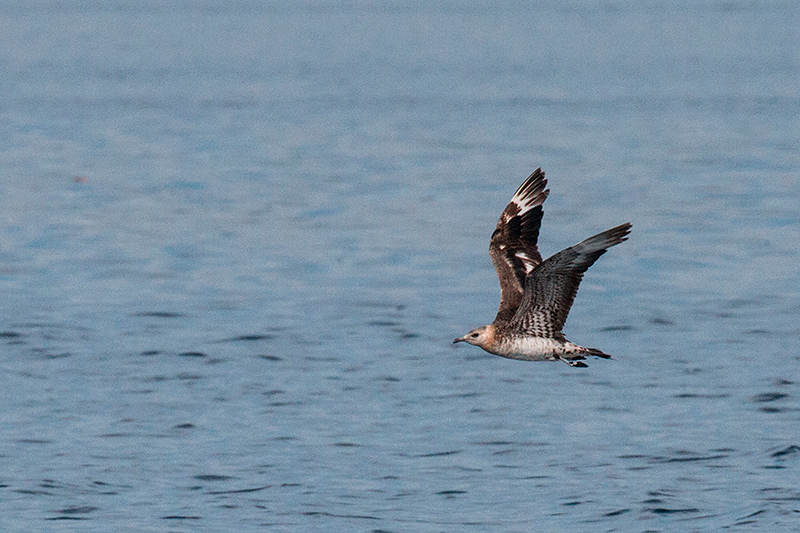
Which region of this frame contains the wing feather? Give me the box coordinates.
[510,223,632,336]
[488,169,549,322]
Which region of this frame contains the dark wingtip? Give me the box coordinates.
[576,223,632,253]
[514,168,548,202]
[616,222,633,241]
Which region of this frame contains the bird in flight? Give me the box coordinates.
[453,168,631,367]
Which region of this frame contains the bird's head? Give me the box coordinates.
[453,324,495,350]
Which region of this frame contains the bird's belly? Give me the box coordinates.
[494,337,566,361]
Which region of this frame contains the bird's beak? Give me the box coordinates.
[453,337,465,344]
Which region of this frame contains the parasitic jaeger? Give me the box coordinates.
[454,168,631,367]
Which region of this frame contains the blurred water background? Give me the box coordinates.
[1,1,799,531]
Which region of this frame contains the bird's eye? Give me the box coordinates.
[470,333,479,338]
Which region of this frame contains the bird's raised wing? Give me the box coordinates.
[510,223,632,337]
[488,169,549,323]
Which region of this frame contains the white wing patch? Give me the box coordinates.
[509,197,539,216]
[510,181,548,215]
[515,252,536,272]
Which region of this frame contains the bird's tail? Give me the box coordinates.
[581,346,611,359]
[560,342,611,367]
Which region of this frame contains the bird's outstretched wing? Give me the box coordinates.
[488,169,549,323]
[510,223,632,337]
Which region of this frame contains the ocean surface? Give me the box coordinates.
[1,1,799,531]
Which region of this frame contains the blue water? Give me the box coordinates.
[1,1,799,531]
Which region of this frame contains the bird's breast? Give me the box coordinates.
[492,336,566,361]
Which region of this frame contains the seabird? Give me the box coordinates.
[453,168,631,367]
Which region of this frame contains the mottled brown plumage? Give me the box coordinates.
[488,168,549,323]
[454,168,631,367]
